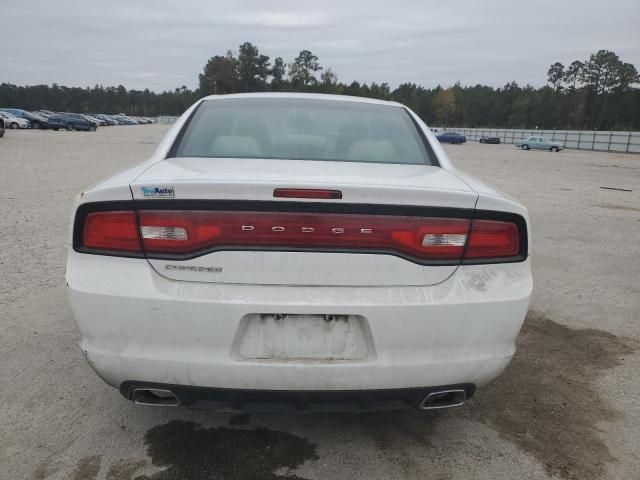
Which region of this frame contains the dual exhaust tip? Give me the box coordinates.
[130,387,467,410]
[131,388,180,407]
[418,389,467,410]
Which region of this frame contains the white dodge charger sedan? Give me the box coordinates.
[66,93,532,411]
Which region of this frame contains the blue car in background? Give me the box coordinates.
[436,131,467,144]
[48,113,97,131]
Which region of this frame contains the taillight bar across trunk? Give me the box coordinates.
[73,200,528,265]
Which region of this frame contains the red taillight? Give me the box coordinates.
[136,210,470,260]
[79,209,522,263]
[82,211,140,252]
[466,220,519,258]
[274,188,342,199]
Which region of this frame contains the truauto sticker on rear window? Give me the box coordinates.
[141,186,175,198]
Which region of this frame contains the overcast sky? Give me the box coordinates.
[2,0,639,92]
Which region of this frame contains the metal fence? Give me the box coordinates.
[434,127,640,154]
[156,115,179,124]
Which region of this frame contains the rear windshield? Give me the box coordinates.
[170,97,434,165]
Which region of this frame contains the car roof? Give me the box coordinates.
[200,92,405,108]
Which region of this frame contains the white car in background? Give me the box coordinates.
[0,111,30,129]
[515,136,564,152]
[67,93,532,411]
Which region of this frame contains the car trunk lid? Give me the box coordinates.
[130,157,478,286]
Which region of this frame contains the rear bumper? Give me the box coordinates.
[67,251,532,392]
[120,381,476,411]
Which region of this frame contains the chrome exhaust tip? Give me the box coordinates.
[419,389,467,410]
[131,388,180,407]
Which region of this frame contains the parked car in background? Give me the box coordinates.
[67,93,531,411]
[0,111,30,129]
[479,136,501,144]
[48,112,97,131]
[436,131,467,144]
[92,113,120,125]
[113,115,129,125]
[429,128,441,135]
[94,114,118,126]
[0,109,49,129]
[113,115,137,125]
[34,110,54,119]
[514,136,564,152]
[83,114,105,126]
[0,116,4,137]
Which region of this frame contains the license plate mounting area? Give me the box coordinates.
[234,313,373,361]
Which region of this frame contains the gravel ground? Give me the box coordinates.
[1,126,639,480]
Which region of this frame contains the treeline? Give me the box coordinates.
[2,45,638,129]
[0,83,198,117]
